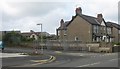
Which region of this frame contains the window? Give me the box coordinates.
[100,26,106,34]
[103,27,106,34]
[32,35,35,38]
[58,30,60,36]
[93,25,99,33]
[64,30,67,36]
[119,30,120,34]
[107,27,112,34]
[96,37,99,42]
[75,36,79,41]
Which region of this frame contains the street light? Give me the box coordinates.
[37,23,43,54]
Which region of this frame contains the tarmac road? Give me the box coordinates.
[1,47,119,67]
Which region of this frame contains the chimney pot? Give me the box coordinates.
[60,19,64,23]
[75,7,82,15]
[97,14,103,18]
[60,19,64,28]
[97,14,103,23]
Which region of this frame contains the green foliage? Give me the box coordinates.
[2,31,58,47]
[116,43,120,45]
[27,38,35,42]
[0,36,2,41]
[37,35,57,42]
[21,36,35,42]
[0,32,2,41]
[112,42,120,45]
[2,31,22,46]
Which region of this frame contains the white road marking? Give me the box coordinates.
[109,58,118,61]
[90,53,117,58]
[0,53,28,58]
[78,62,101,67]
[55,51,62,54]
[14,55,56,67]
[78,58,118,67]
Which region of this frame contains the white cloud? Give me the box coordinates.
[76,0,119,23]
[4,0,78,2]
[119,1,120,24]
[1,0,119,34]
[2,1,20,16]
[2,7,69,34]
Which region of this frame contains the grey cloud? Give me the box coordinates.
[2,2,70,22]
[3,2,67,16]
[2,0,119,34]
[2,2,73,33]
[118,1,120,24]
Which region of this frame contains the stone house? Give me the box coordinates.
[106,22,120,43]
[56,7,120,43]
[22,30,50,40]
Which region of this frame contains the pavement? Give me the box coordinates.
[0,53,28,58]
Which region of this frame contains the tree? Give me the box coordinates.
[2,31,22,46]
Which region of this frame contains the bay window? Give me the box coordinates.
[107,27,112,34]
[93,25,99,33]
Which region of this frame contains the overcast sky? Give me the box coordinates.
[0,0,120,34]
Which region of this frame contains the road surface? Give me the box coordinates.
[1,47,119,67]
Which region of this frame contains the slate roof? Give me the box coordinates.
[106,22,120,30]
[106,22,113,27]
[57,21,70,30]
[79,14,100,25]
[64,21,70,26]
[58,14,119,30]
[66,14,102,26]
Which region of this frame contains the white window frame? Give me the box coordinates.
[93,25,99,33]
[107,27,111,34]
[96,37,99,42]
[58,30,60,36]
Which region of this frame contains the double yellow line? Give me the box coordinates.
[30,55,56,64]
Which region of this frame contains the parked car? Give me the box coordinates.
[0,41,4,51]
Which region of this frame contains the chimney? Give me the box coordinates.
[97,14,103,23]
[60,19,64,28]
[72,16,75,19]
[30,30,34,33]
[75,7,82,15]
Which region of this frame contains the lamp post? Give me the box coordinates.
[37,23,43,54]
